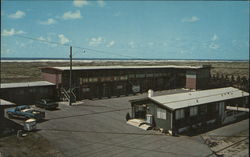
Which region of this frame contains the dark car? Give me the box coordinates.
[35,99,58,110]
[6,105,45,121]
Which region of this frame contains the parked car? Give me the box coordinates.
[6,105,45,121]
[35,99,58,110]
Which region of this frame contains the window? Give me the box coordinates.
[114,76,120,81]
[89,77,98,83]
[81,78,89,84]
[120,75,128,80]
[100,77,108,82]
[175,109,184,120]
[146,73,154,77]
[105,77,112,81]
[190,106,198,116]
[82,87,90,92]
[200,105,207,115]
[157,107,166,120]
[154,73,162,77]
[128,74,135,79]
[135,74,145,78]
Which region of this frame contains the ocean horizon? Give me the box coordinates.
[1,57,248,62]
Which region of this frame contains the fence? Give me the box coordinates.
[209,73,249,92]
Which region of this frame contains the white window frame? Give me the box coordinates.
[190,106,198,117]
[175,109,185,120]
[156,107,166,120]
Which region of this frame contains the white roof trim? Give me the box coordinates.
[49,65,205,71]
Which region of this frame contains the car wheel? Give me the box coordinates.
[7,113,13,118]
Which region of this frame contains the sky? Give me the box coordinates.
[1,0,249,60]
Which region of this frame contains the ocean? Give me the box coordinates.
[1,57,248,62]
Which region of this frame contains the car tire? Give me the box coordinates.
[7,113,13,118]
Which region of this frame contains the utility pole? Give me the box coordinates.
[69,46,72,106]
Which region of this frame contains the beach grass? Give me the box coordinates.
[1,60,249,83]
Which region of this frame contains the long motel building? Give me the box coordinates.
[41,65,211,100]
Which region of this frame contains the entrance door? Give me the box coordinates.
[219,102,225,122]
[134,105,147,119]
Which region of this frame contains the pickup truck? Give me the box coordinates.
[35,99,58,110]
[6,105,45,121]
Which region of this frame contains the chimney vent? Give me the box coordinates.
[148,89,154,97]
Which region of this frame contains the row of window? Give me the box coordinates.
[156,106,201,120]
[175,106,204,120]
[79,72,179,84]
[154,99,248,120]
[80,76,128,84]
[81,85,124,93]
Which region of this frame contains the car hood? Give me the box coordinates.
[6,108,16,112]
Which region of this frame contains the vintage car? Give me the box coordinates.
[35,99,58,110]
[6,105,45,121]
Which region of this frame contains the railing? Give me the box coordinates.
[70,88,77,102]
[61,87,70,101]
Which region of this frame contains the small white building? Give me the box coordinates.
[130,87,249,134]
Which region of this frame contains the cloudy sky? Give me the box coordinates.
[1,0,249,60]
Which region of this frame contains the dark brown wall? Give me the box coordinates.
[41,67,211,99]
[42,73,62,85]
[0,86,57,105]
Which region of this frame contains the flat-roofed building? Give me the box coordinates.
[129,87,249,135]
[0,99,17,130]
[0,81,57,105]
[0,99,16,120]
[41,65,211,100]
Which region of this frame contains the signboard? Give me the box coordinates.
[132,85,140,93]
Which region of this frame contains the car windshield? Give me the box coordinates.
[43,99,54,103]
[16,105,30,111]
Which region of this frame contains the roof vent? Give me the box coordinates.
[148,89,154,97]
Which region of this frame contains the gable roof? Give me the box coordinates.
[149,87,249,110]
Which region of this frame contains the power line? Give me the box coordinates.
[9,34,250,62]
[12,34,145,60]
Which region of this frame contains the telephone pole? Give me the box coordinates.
[69,46,72,106]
